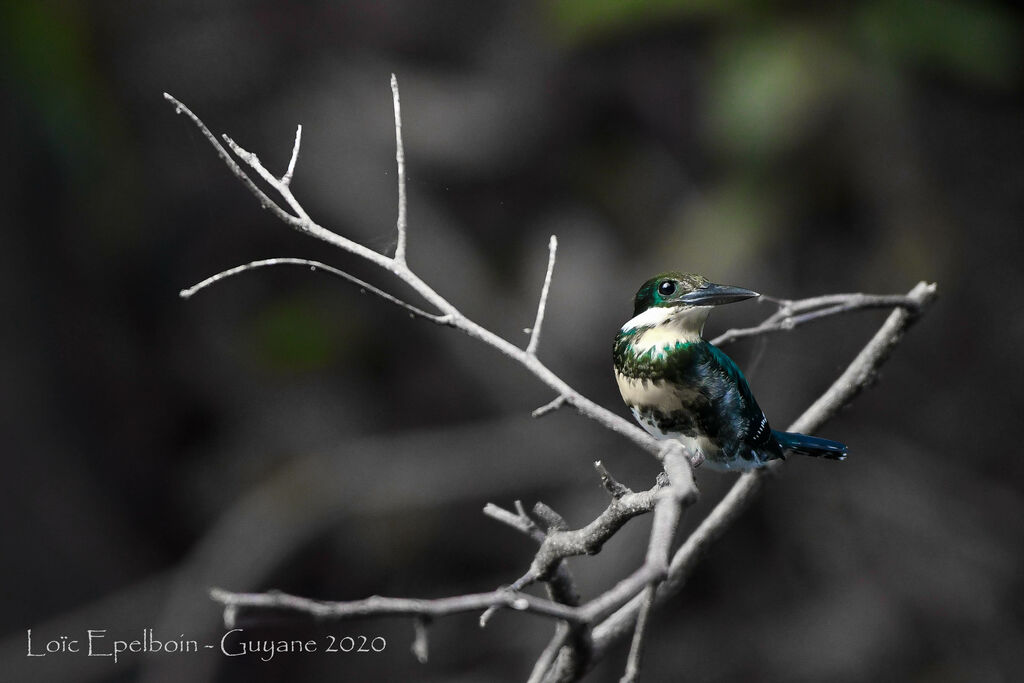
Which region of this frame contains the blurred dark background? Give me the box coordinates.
[3,1,1023,681]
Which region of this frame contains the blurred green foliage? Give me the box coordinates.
[550,0,741,42]
[249,296,343,373]
[552,0,1019,290]
[855,0,1021,87]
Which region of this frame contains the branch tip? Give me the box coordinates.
[411,618,429,663]
[532,395,567,418]
[179,258,445,323]
[533,502,568,531]
[594,461,631,498]
[282,123,302,186]
[391,73,408,265]
[526,234,559,355]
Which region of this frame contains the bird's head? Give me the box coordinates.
[631,272,759,318]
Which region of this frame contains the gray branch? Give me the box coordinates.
[391,74,408,266]
[711,291,924,346]
[209,586,581,625]
[527,235,559,356]
[166,90,690,466]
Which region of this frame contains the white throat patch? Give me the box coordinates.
[620,306,710,357]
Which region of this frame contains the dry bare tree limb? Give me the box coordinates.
[209,586,581,624]
[207,448,697,663]
[482,456,671,626]
[621,586,654,683]
[179,257,451,324]
[483,501,545,544]
[281,124,302,187]
[522,476,666,584]
[529,622,574,683]
[480,499,582,629]
[574,450,693,628]
[615,449,692,683]
[594,460,632,499]
[411,617,430,664]
[712,291,925,347]
[530,450,693,683]
[533,395,568,418]
[166,90,687,465]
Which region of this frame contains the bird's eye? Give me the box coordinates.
[658,281,676,297]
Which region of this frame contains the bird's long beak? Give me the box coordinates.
[678,282,759,306]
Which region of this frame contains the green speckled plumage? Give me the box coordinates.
[614,330,781,469]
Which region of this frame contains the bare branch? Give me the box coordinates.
[411,617,429,664]
[391,74,408,266]
[167,94,705,464]
[528,622,573,683]
[527,235,558,356]
[163,93,294,222]
[519,451,695,589]
[481,501,581,628]
[533,502,570,532]
[594,460,632,499]
[620,586,654,683]
[282,124,302,187]
[713,291,925,347]
[482,501,545,544]
[209,586,581,625]
[179,258,451,325]
[616,449,692,682]
[533,395,567,418]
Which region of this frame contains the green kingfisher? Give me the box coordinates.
[613,273,847,471]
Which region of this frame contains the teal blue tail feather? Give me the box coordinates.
[772,430,847,461]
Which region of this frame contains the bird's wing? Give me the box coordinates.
[679,342,774,451]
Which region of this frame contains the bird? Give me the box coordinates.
[613,272,847,471]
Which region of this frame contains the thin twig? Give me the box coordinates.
[179,258,451,325]
[209,586,580,625]
[594,460,631,499]
[528,622,573,683]
[411,617,429,664]
[523,478,667,583]
[527,235,558,356]
[223,133,312,222]
[165,93,411,276]
[282,124,302,187]
[534,502,570,532]
[617,449,691,682]
[163,93,293,221]
[712,292,923,346]
[533,395,567,418]
[482,500,581,629]
[482,501,545,544]
[536,448,693,680]
[620,586,654,683]
[391,74,408,266]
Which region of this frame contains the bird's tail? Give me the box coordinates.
[772,430,847,461]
